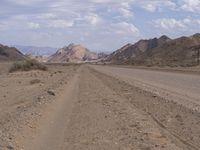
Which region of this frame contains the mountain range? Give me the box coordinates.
[14,45,57,56]
[107,33,200,67]
[1,33,200,67]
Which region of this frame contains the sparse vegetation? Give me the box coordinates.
[0,47,8,56]
[9,59,47,73]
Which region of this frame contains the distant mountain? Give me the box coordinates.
[107,34,200,66]
[14,45,57,56]
[107,35,171,63]
[140,34,200,66]
[0,44,26,61]
[98,52,108,59]
[48,44,98,63]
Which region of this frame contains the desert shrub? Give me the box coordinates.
[0,47,8,56]
[9,59,47,73]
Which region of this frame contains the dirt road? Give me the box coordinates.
[24,69,80,150]
[1,65,200,150]
[92,65,200,109]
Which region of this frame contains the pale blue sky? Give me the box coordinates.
[0,0,200,52]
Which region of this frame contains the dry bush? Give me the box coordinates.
[9,59,47,73]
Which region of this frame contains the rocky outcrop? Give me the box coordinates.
[48,44,98,63]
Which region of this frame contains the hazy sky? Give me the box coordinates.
[0,0,200,52]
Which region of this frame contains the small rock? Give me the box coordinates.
[155,144,159,147]
[152,94,157,98]
[175,114,183,122]
[7,143,14,149]
[37,96,44,101]
[161,145,165,148]
[47,89,55,96]
[8,137,12,140]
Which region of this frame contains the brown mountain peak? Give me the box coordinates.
[49,43,98,63]
[159,35,171,41]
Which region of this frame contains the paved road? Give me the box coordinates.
[92,65,200,107]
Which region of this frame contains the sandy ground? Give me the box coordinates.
[0,64,200,150]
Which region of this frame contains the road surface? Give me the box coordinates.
[92,65,200,108]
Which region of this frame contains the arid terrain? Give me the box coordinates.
[0,63,200,150]
[1,0,200,149]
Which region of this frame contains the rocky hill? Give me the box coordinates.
[138,33,200,66]
[107,35,171,63]
[0,44,26,61]
[107,34,200,66]
[48,44,98,63]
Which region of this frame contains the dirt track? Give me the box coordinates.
[1,64,200,150]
